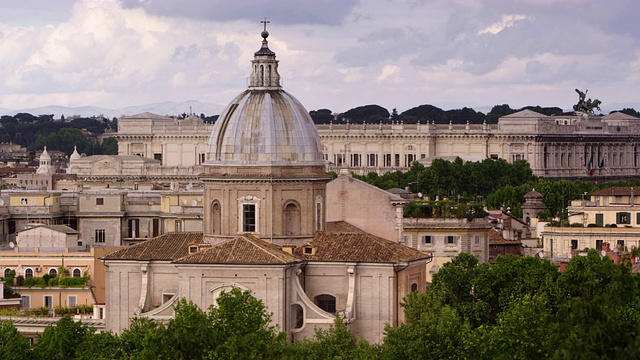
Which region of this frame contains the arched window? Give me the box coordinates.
[315,195,324,232]
[24,268,34,278]
[284,202,301,235]
[48,268,57,277]
[291,303,304,329]
[411,283,418,292]
[3,268,12,278]
[314,294,336,314]
[212,201,221,235]
[72,268,82,278]
[260,65,264,86]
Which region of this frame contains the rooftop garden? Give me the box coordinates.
[403,199,487,220]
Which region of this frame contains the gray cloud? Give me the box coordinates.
[120,0,360,26]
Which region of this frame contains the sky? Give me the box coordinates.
[1,0,639,115]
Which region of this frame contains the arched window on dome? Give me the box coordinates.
[260,65,264,86]
[315,195,324,232]
[211,201,221,235]
[283,202,301,236]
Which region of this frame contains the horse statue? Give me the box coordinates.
[573,89,601,114]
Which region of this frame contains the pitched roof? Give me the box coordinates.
[296,221,430,263]
[174,235,300,265]
[17,224,79,234]
[103,232,204,261]
[602,111,640,121]
[501,109,548,119]
[589,186,637,196]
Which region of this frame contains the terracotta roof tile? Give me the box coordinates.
[174,235,300,264]
[103,232,204,261]
[296,221,430,263]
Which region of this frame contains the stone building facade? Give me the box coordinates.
[318,110,640,179]
[541,187,640,260]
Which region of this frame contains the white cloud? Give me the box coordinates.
[478,14,529,35]
[377,65,401,82]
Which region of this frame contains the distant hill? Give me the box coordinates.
[0,100,226,119]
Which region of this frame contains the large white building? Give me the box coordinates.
[115,107,640,180]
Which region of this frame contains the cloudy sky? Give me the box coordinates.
[1,0,639,115]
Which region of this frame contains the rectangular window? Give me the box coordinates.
[394,154,400,167]
[21,295,30,309]
[445,236,457,245]
[68,295,77,308]
[617,240,625,248]
[384,154,391,167]
[175,220,183,232]
[474,235,481,245]
[571,239,578,250]
[637,212,640,225]
[595,214,604,226]
[154,153,163,163]
[199,153,206,164]
[152,218,160,237]
[422,235,433,245]
[243,204,256,232]
[596,239,603,251]
[44,295,53,309]
[95,229,106,243]
[617,212,631,224]
[96,197,104,205]
[128,219,139,238]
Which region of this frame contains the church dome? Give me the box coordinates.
[207,29,324,167]
[69,146,81,161]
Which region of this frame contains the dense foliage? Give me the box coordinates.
[0,114,117,155]
[308,103,632,125]
[382,251,640,359]
[355,158,640,220]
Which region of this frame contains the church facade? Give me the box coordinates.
[103,29,430,344]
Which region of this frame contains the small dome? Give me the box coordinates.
[207,29,323,167]
[40,146,51,160]
[524,188,543,199]
[69,146,81,161]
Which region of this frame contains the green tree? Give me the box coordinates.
[206,287,286,359]
[96,137,118,155]
[0,320,31,360]
[119,317,169,359]
[165,298,214,360]
[33,315,94,360]
[74,331,127,360]
[292,317,379,359]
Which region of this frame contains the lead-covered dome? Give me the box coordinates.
[207,30,324,166]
